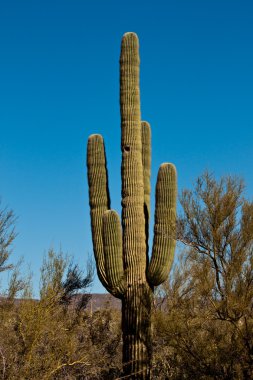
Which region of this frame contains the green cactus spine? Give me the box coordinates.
[87,33,177,379]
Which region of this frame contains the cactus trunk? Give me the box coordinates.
[122,286,153,379]
[87,32,177,379]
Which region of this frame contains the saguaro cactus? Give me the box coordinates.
[87,32,177,379]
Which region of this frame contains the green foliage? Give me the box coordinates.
[152,173,253,379]
[0,250,122,380]
[0,202,16,274]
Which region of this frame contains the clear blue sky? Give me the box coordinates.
[1,0,252,296]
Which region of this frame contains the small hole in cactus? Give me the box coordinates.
[124,145,130,152]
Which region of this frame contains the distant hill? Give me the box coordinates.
[0,293,165,312]
[0,293,121,311]
[85,293,166,312]
[86,293,121,312]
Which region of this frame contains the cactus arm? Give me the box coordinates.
[87,134,110,290]
[142,121,151,217]
[102,210,126,298]
[147,163,177,286]
[142,121,151,260]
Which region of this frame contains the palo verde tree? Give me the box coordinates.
[0,250,96,380]
[172,172,253,379]
[0,202,16,275]
[87,33,177,379]
[150,173,253,379]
